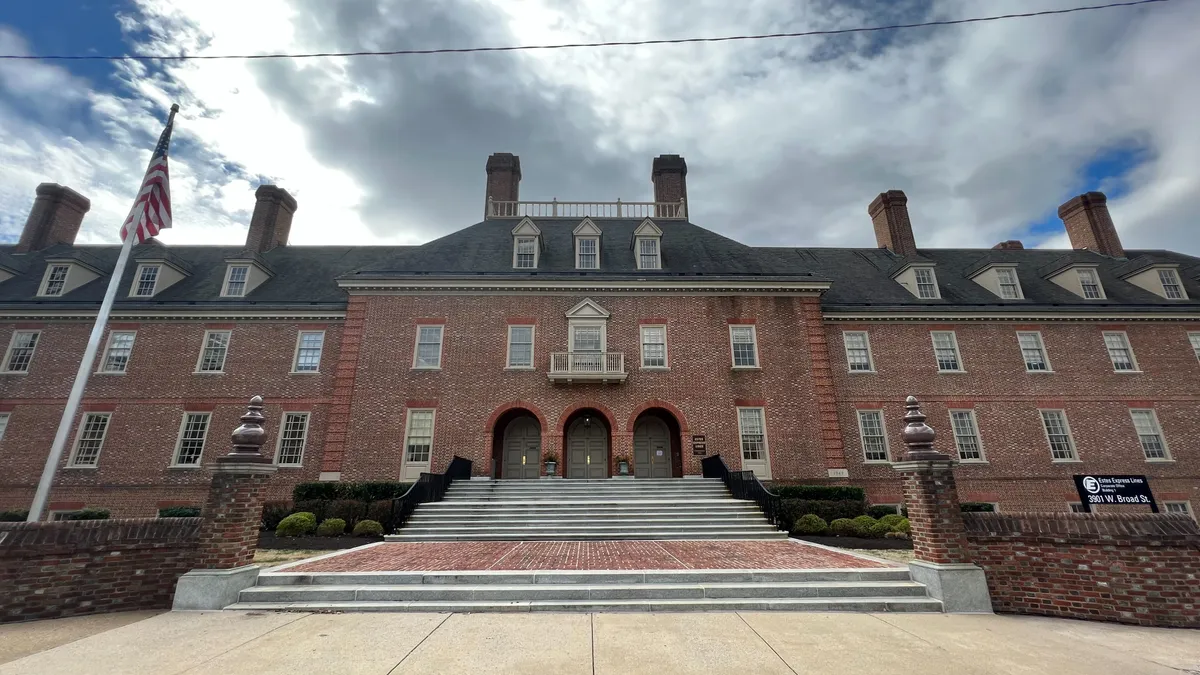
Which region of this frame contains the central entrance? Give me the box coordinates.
[566,413,609,479]
[633,416,672,478]
[502,416,541,479]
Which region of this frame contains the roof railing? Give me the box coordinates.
[487,198,686,220]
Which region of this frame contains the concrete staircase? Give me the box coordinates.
[385,478,786,541]
[230,568,942,613]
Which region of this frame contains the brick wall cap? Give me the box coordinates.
[254,185,297,212]
[35,183,92,211]
[1057,191,1107,218]
[868,189,908,216]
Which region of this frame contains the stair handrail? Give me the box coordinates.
[389,455,473,533]
[700,455,785,531]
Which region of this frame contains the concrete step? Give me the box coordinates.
[407,516,773,526]
[397,522,779,533]
[257,569,916,586]
[425,499,748,507]
[228,596,941,613]
[441,494,733,502]
[385,530,788,541]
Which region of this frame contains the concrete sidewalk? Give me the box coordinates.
[1,610,1196,674]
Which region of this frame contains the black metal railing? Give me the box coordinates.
[701,455,785,530]
[389,456,473,533]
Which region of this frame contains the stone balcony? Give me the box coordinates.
[548,352,628,383]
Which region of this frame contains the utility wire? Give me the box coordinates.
[0,0,1175,61]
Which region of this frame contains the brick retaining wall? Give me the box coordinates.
[0,518,201,624]
[964,512,1200,628]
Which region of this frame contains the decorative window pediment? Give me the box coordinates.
[574,219,601,270]
[632,219,663,270]
[511,218,542,269]
[573,218,603,236]
[565,298,610,319]
[510,218,541,237]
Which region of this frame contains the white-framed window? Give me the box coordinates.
[0,412,9,442]
[222,265,250,297]
[637,237,661,270]
[1164,501,1194,518]
[195,330,231,373]
[506,325,534,368]
[1190,332,1200,362]
[729,325,759,368]
[996,267,1023,299]
[856,410,890,462]
[274,412,310,466]
[1040,410,1078,461]
[639,325,667,368]
[133,264,160,297]
[1158,269,1186,299]
[1077,268,1104,299]
[172,412,211,467]
[513,236,538,269]
[99,331,136,374]
[949,410,984,462]
[842,331,874,372]
[292,331,325,373]
[571,323,604,352]
[68,413,111,467]
[1129,409,1169,461]
[914,268,939,299]
[576,236,599,269]
[403,409,435,465]
[2,331,40,373]
[931,331,963,372]
[737,407,768,462]
[40,264,71,297]
[1102,331,1138,372]
[1016,331,1051,372]
[413,325,444,369]
[1069,503,1087,513]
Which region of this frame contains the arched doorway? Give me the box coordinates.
[565,410,609,479]
[632,408,684,478]
[490,408,542,479]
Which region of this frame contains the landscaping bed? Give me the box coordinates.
[794,535,913,550]
[257,531,382,551]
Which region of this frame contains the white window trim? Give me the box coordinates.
[66,412,112,468]
[170,411,212,468]
[729,324,760,369]
[512,236,539,270]
[635,236,662,270]
[1156,268,1188,300]
[1129,408,1172,462]
[930,330,965,373]
[38,264,72,297]
[274,411,311,467]
[575,235,600,270]
[1,330,40,375]
[735,406,770,466]
[1164,501,1194,518]
[1016,331,1053,373]
[194,329,232,374]
[1189,331,1200,363]
[1039,409,1080,463]
[0,412,10,443]
[221,265,251,297]
[291,330,325,374]
[995,266,1024,300]
[639,324,669,370]
[1076,268,1106,300]
[412,324,445,370]
[131,264,161,297]
[842,330,875,373]
[947,409,986,463]
[856,409,891,463]
[97,330,137,375]
[402,408,436,470]
[569,319,608,353]
[913,267,941,299]
[1102,330,1141,373]
[505,324,536,370]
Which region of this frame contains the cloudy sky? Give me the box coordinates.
[0,0,1197,255]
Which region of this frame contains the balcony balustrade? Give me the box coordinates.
[548,352,627,383]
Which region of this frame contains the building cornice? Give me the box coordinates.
[823,310,1200,322]
[337,278,831,294]
[0,309,346,321]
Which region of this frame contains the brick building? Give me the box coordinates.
[1,154,1198,519]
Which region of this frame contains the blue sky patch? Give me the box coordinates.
[1026,142,1151,242]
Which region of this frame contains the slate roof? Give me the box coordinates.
[1,217,1198,314]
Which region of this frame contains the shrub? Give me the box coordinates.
[829,518,857,537]
[0,509,29,522]
[792,514,828,536]
[850,515,878,537]
[292,482,342,501]
[352,519,384,537]
[366,500,397,533]
[778,499,866,526]
[867,505,899,519]
[960,502,997,513]
[343,482,414,503]
[64,508,110,520]
[276,512,317,537]
[316,518,346,536]
[878,514,906,530]
[893,517,911,534]
[293,499,331,524]
[327,499,367,528]
[158,506,201,518]
[261,501,292,531]
[866,521,894,538]
[772,485,866,501]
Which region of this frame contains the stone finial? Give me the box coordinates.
[901,396,950,461]
[220,395,272,464]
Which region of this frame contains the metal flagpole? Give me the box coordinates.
[26,106,177,522]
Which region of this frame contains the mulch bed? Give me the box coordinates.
[794,535,913,550]
[257,531,383,551]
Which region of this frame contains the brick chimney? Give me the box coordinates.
[15,184,91,253]
[485,153,521,216]
[868,190,917,257]
[1058,191,1124,258]
[993,240,1024,250]
[652,155,688,217]
[244,185,297,253]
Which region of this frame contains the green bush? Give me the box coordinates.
[772,485,866,501]
[292,482,342,501]
[158,506,201,518]
[366,500,396,534]
[261,502,292,531]
[276,512,317,537]
[792,514,828,535]
[893,517,911,534]
[316,518,346,536]
[867,505,899,519]
[878,514,906,529]
[0,509,29,522]
[829,518,857,537]
[293,499,331,524]
[352,519,384,536]
[64,508,110,520]
[850,515,878,537]
[960,502,996,513]
[292,481,414,503]
[778,499,866,526]
[866,521,894,538]
[327,499,367,528]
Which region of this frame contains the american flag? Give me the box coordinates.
[119,105,178,244]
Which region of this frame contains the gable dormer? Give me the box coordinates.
[632,219,663,270]
[220,254,273,298]
[573,218,602,270]
[0,254,26,285]
[967,263,1024,300]
[891,261,941,299]
[511,218,541,270]
[129,250,192,298]
[1115,258,1190,300]
[1041,259,1106,300]
[36,256,103,298]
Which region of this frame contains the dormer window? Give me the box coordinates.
[510,218,542,270]
[968,263,1024,300]
[1158,269,1186,299]
[576,237,599,269]
[996,267,1023,299]
[1077,268,1104,299]
[913,268,939,299]
[632,219,664,270]
[40,264,70,296]
[223,265,250,297]
[133,265,160,297]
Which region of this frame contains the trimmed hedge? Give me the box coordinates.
[316,518,346,536]
[158,506,201,518]
[792,514,828,535]
[292,481,413,503]
[63,508,110,520]
[867,505,899,519]
[960,502,997,512]
[261,501,292,531]
[276,512,317,537]
[352,519,384,536]
[878,514,906,529]
[779,499,866,527]
[0,509,29,522]
[366,500,397,534]
[772,485,866,501]
[829,518,857,537]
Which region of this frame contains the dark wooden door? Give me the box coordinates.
[502,417,541,479]
[633,417,672,478]
[566,418,607,479]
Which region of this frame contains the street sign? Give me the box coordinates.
[1072,475,1158,513]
